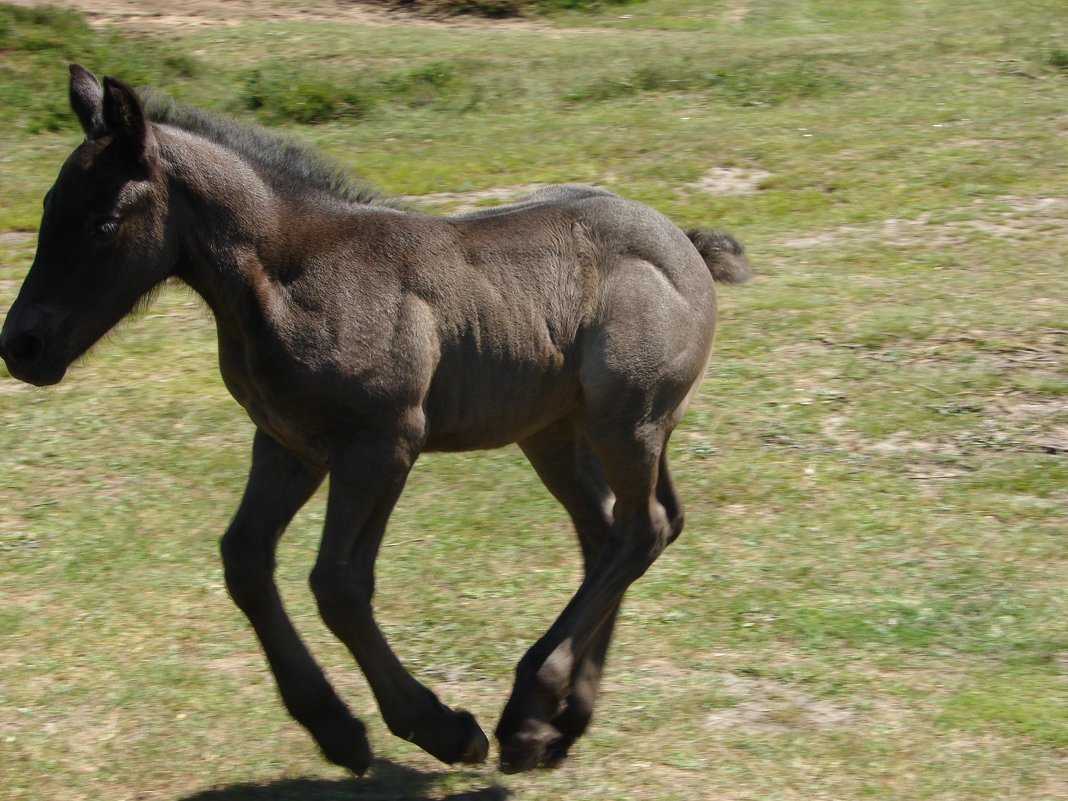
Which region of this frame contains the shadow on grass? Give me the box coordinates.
[176,759,509,801]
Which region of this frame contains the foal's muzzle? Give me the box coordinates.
[0,304,68,386]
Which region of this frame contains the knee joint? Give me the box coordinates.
[309,564,372,622]
[219,532,276,608]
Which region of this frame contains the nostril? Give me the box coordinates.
[5,331,45,365]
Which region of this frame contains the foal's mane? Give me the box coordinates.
[142,93,402,209]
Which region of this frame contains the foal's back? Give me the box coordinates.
[365,187,720,451]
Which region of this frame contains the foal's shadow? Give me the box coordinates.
[176,760,509,801]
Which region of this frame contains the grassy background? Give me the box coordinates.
[1,1,1067,799]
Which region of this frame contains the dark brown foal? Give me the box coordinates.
[0,65,750,775]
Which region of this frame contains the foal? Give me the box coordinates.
[0,65,750,774]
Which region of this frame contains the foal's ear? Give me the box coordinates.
[69,63,104,137]
[102,76,158,168]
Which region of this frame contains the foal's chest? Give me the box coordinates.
[215,330,336,464]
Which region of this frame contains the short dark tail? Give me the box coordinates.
[685,228,752,284]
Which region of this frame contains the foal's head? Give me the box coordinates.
[0,65,175,386]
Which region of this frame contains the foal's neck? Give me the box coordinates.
[160,127,309,337]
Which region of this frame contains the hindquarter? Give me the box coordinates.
[578,200,718,426]
[423,196,717,449]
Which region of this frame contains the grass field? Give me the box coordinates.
[1,1,1067,799]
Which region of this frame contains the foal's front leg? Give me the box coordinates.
[310,431,489,766]
[221,430,372,774]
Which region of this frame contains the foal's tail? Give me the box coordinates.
[685,228,752,284]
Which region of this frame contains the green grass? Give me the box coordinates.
[2,1,1068,799]
[0,4,199,134]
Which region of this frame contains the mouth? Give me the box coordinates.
[3,358,67,387]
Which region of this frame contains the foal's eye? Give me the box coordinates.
[92,218,121,243]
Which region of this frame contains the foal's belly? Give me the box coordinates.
[422,364,579,452]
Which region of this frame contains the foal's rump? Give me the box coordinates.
[462,183,750,286]
[462,183,748,291]
[553,193,723,430]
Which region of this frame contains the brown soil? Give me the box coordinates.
[4,0,552,32]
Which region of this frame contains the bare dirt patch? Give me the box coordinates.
[780,196,1068,250]
[725,4,752,24]
[986,394,1068,454]
[0,232,34,246]
[401,182,549,213]
[814,329,1065,378]
[820,414,952,457]
[614,656,855,734]
[820,390,1067,487]
[706,671,853,732]
[687,166,772,196]
[810,329,1067,468]
[4,0,554,32]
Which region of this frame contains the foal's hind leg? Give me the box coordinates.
[540,450,685,766]
[221,430,371,775]
[657,448,686,544]
[497,419,679,772]
[517,421,619,765]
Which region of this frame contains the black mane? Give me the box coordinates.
[142,93,401,209]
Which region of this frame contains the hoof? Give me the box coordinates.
[497,719,561,774]
[540,735,576,769]
[453,709,491,765]
[409,708,489,765]
[319,718,373,776]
